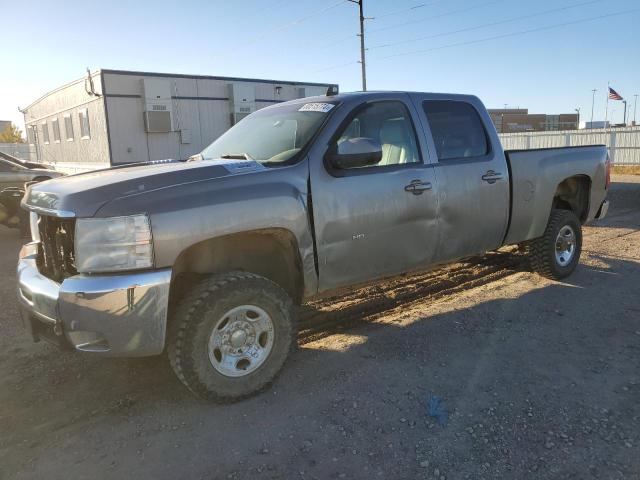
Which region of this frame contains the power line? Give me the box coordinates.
[371,1,443,20]
[316,0,456,49]
[368,0,506,34]
[239,0,348,47]
[314,60,360,73]
[314,8,637,72]
[368,0,601,50]
[375,8,639,60]
[256,0,291,15]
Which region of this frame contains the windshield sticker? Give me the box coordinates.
[299,103,335,113]
[208,159,266,174]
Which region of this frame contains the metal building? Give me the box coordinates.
[22,69,337,173]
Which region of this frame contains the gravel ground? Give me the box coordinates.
[0,176,639,480]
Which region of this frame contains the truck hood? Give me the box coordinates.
[22,159,267,217]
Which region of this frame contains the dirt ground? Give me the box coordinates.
[1,176,639,480]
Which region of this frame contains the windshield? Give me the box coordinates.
[200,102,336,165]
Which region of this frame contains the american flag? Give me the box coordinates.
[608,87,623,101]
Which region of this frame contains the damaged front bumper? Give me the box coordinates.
[17,242,172,357]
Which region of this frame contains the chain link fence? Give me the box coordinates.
[0,143,35,161]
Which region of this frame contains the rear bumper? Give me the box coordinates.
[596,199,609,219]
[17,242,171,357]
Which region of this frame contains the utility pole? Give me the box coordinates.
[348,0,368,91]
[590,89,597,126]
[634,94,638,125]
[623,100,627,126]
[575,108,580,130]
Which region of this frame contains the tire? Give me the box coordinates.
[167,272,295,402]
[527,209,582,280]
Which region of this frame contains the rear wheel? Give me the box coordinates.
[526,209,582,280]
[167,272,295,402]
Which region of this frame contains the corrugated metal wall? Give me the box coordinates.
[499,126,640,164]
[22,71,111,173]
[22,70,334,173]
[102,71,332,165]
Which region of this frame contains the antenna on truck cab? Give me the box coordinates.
[326,85,339,96]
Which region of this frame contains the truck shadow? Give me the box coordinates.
[4,252,639,428]
[4,254,639,479]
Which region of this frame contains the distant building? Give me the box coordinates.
[488,109,579,133]
[579,121,611,129]
[21,69,337,173]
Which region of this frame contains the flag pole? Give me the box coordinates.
[605,82,610,126]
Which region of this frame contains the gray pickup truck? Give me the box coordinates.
[17,91,610,401]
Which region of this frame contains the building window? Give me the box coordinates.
[26,126,35,145]
[64,114,74,141]
[52,118,61,142]
[78,108,91,139]
[41,121,50,144]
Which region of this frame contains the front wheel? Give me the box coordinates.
[526,209,582,280]
[167,272,295,402]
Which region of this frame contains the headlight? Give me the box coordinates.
[75,214,153,273]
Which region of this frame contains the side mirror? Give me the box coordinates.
[327,137,382,170]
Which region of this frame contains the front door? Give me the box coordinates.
[310,99,439,292]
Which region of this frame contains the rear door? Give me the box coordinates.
[412,95,509,262]
[309,96,439,291]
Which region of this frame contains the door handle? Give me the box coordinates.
[481,170,503,184]
[404,179,432,195]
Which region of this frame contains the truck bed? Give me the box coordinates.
[503,145,609,245]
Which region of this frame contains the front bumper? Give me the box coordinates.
[17,242,172,357]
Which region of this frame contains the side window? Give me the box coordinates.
[422,100,488,161]
[333,101,420,168]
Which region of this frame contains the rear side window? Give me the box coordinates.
[422,100,488,161]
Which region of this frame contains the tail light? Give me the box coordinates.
[605,154,611,189]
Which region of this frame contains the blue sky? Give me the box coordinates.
[2,0,639,131]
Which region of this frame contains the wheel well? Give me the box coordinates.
[171,228,304,305]
[552,175,591,222]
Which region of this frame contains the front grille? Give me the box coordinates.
[36,215,77,282]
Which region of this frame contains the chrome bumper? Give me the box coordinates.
[17,242,172,357]
[596,199,610,219]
